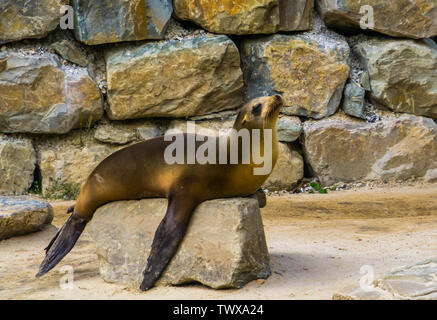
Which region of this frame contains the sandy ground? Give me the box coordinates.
[0,184,436,300]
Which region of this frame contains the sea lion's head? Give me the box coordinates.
[233,95,283,130]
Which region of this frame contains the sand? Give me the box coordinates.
[1,184,436,300]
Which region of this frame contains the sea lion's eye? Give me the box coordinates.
[252,103,262,116]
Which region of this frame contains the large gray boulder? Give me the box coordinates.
[88,198,271,289]
[0,197,53,240]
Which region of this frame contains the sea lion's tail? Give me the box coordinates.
[36,213,88,278]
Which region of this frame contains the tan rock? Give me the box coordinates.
[302,112,437,184]
[316,0,437,39]
[241,34,350,119]
[94,119,164,144]
[35,131,122,197]
[88,198,270,289]
[0,197,53,240]
[94,125,137,145]
[0,136,36,195]
[0,52,103,134]
[173,0,280,35]
[165,118,235,136]
[106,35,243,120]
[262,142,303,191]
[0,0,68,43]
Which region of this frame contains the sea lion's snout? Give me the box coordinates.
[270,94,283,113]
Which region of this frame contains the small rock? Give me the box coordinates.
[342,81,366,119]
[276,116,303,142]
[263,143,304,191]
[51,40,88,67]
[0,197,53,240]
[94,125,136,145]
[376,259,437,300]
[424,168,437,183]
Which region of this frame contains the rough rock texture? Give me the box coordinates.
[355,39,437,119]
[0,197,53,240]
[35,131,121,195]
[342,81,366,119]
[0,0,68,44]
[276,116,302,142]
[72,0,173,45]
[51,40,88,67]
[302,112,437,185]
[88,198,270,289]
[165,118,235,136]
[262,142,303,191]
[316,0,437,39]
[0,52,103,134]
[173,0,280,35]
[241,34,349,119]
[279,0,314,31]
[0,136,36,196]
[106,35,243,120]
[376,259,437,300]
[94,119,164,145]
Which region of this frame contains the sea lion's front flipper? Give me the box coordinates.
[140,195,196,291]
[36,214,87,277]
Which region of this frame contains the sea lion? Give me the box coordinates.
[36,94,283,291]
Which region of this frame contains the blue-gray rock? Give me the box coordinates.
[72,0,173,45]
[342,81,366,119]
[276,116,303,142]
[0,197,53,239]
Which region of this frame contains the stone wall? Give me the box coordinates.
[0,1,436,197]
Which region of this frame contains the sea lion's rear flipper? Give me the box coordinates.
[36,214,88,278]
[140,195,196,291]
